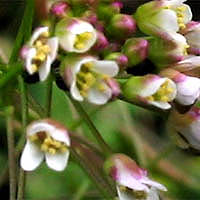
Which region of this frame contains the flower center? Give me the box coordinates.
[175,6,187,30]
[76,62,107,97]
[29,131,67,155]
[31,31,51,73]
[146,80,174,102]
[74,32,93,50]
[119,186,147,199]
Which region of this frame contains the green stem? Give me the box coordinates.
[5,106,16,200]
[72,180,90,200]
[17,76,28,200]
[0,62,23,89]
[70,148,112,199]
[45,76,53,117]
[67,92,112,157]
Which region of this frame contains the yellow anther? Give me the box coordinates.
[31,64,38,73]
[74,43,85,50]
[82,83,90,91]
[177,13,184,18]
[80,90,87,97]
[166,88,173,93]
[44,137,52,144]
[41,144,49,152]
[179,23,186,29]
[42,45,51,53]
[79,32,92,40]
[98,83,106,92]
[161,96,169,102]
[178,17,184,23]
[53,141,62,148]
[29,134,38,142]
[83,62,93,69]
[48,148,56,155]
[177,6,186,12]
[85,73,96,85]
[146,96,154,102]
[35,41,43,47]
[35,52,46,61]
[60,146,67,153]
[41,31,49,37]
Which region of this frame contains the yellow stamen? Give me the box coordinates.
[74,43,85,50]
[74,32,92,50]
[48,148,56,155]
[98,83,106,92]
[29,134,38,142]
[41,31,49,37]
[31,64,38,73]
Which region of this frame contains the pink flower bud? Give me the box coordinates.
[122,38,149,67]
[107,14,136,40]
[51,1,70,18]
[105,78,121,98]
[105,52,128,68]
[92,31,109,51]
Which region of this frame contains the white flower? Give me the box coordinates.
[160,68,200,105]
[55,18,97,53]
[62,56,119,105]
[105,154,167,200]
[21,27,58,81]
[169,107,200,150]
[20,119,70,171]
[123,75,177,110]
[135,0,192,36]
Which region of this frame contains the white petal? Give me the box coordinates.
[70,81,84,101]
[87,84,112,105]
[27,120,55,137]
[20,141,44,171]
[71,20,95,34]
[59,32,76,52]
[93,60,119,77]
[45,150,70,171]
[47,37,59,62]
[139,77,166,97]
[141,178,167,191]
[25,48,37,75]
[30,27,49,45]
[116,186,137,200]
[180,120,200,150]
[147,187,160,200]
[185,31,200,48]
[38,55,51,81]
[151,9,179,32]
[150,101,172,110]
[182,4,192,24]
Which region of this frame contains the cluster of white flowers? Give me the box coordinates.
[19,0,200,199]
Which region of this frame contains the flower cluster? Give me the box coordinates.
[18,0,200,198]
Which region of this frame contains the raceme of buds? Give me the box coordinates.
[104,154,167,200]
[182,21,200,55]
[160,68,200,106]
[20,26,58,81]
[61,55,119,105]
[122,75,177,110]
[122,38,149,67]
[106,14,136,40]
[134,0,192,36]
[55,17,97,53]
[20,119,70,171]
[148,32,189,68]
[168,107,200,151]
[104,52,128,69]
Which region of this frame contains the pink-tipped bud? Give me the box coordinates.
[105,52,128,68]
[107,14,136,40]
[51,1,70,18]
[111,1,123,10]
[93,31,109,51]
[105,78,121,98]
[122,38,149,67]
[81,11,98,25]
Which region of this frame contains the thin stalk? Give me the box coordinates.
[5,106,16,200]
[17,76,28,200]
[70,147,112,199]
[72,180,90,200]
[66,92,112,157]
[45,76,53,117]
